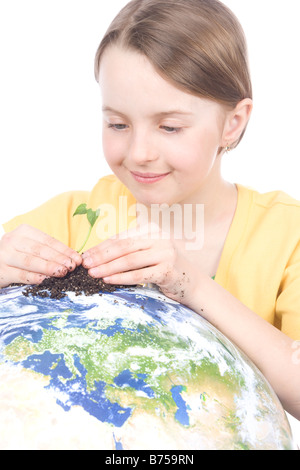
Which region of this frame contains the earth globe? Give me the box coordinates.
[0,283,294,450]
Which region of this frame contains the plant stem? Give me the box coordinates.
[77,225,92,253]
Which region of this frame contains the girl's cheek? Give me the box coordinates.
[102,136,123,166]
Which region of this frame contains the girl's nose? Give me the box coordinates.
[127,130,158,165]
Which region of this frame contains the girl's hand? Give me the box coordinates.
[0,224,82,288]
[82,226,198,304]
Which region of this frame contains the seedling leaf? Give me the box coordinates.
[73,203,87,216]
[87,208,100,228]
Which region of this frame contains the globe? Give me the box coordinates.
[0,284,294,450]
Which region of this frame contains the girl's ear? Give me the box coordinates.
[222,98,253,147]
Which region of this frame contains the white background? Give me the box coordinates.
[0,0,299,445]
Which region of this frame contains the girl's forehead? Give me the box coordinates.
[99,45,166,88]
[99,45,224,117]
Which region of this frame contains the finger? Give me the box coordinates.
[7,252,69,278]
[88,247,165,279]
[15,237,78,272]
[38,234,82,266]
[0,265,47,287]
[101,266,157,286]
[82,222,161,263]
[82,237,152,269]
[12,225,82,266]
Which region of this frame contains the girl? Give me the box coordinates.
[1,0,300,421]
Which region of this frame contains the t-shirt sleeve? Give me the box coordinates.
[276,240,300,340]
[2,190,89,249]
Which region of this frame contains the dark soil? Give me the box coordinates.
[19,265,133,300]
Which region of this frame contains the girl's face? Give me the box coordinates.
[99,45,229,207]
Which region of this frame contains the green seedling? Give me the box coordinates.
[73,203,100,253]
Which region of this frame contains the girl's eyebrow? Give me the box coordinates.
[102,105,193,118]
[102,106,126,116]
[155,110,194,118]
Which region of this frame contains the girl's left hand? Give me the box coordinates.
[81,226,197,304]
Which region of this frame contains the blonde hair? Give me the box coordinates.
[95,0,252,148]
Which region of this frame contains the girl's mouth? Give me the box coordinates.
[130,171,170,184]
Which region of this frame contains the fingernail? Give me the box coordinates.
[63,258,75,271]
[83,257,93,268]
[72,253,82,264]
[53,266,68,277]
[89,267,100,277]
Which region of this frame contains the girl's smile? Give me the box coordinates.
[130,171,171,185]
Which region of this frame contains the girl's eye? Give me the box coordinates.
[161,125,182,134]
[108,123,128,130]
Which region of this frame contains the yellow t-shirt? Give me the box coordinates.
[3,175,300,340]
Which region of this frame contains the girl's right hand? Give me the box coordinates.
[0,224,82,288]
